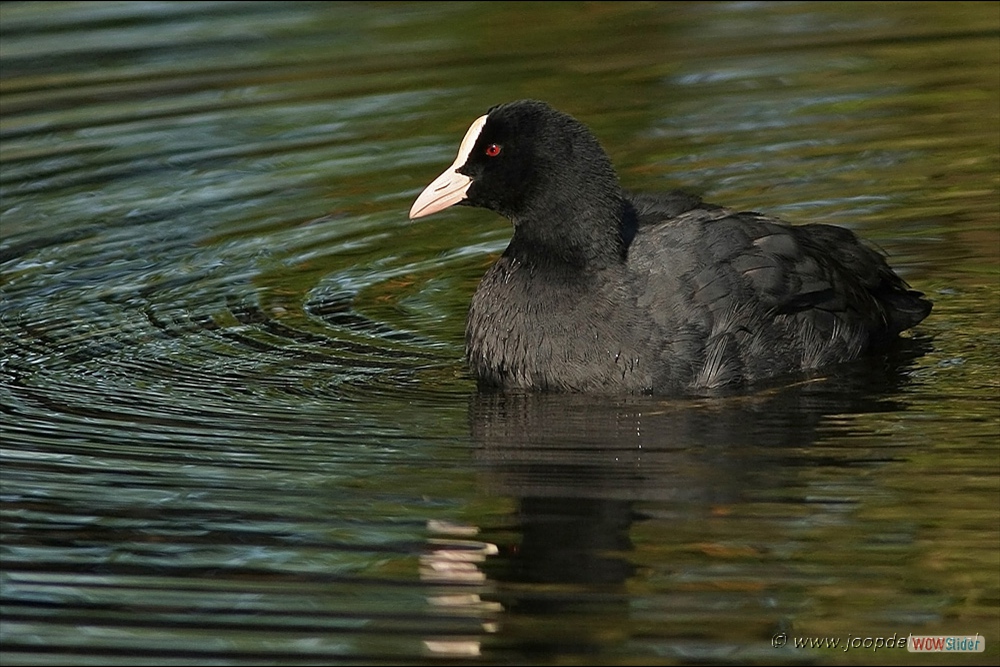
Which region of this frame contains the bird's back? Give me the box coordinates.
[626,194,932,391]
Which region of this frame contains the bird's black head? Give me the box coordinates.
[410,100,629,267]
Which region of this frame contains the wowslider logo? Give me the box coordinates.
[908,635,985,653]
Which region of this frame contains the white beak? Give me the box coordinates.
[409,114,488,219]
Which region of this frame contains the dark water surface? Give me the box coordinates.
[1,2,998,664]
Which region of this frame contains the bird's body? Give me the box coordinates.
[410,100,931,395]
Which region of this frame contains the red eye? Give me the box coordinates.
[485,143,502,157]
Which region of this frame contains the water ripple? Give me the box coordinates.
[2,2,997,665]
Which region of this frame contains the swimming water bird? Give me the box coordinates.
[409,100,931,394]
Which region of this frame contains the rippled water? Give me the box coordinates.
[2,2,998,665]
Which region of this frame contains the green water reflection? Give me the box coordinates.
[1,1,997,665]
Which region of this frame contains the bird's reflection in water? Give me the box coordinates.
[465,345,928,660]
[420,519,502,658]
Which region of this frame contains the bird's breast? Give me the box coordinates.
[464,259,646,391]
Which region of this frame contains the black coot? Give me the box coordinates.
[409,100,931,394]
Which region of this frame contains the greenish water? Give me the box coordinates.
[1,1,997,665]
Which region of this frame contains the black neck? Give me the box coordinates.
[505,195,637,271]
